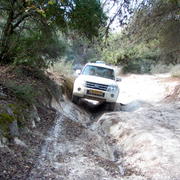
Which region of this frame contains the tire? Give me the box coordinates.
[106,102,115,111]
[72,95,80,104]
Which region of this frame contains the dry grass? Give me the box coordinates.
[150,63,173,74]
[49,61,73,76]
[48,61,75,99]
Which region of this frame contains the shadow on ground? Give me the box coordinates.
[76,98,151,120]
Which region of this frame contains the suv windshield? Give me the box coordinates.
[82,65,115,80]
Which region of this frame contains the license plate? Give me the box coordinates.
[88,90,104,96]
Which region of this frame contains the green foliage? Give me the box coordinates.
[99,0,179,73]
[13,31,66,68]
[0,0,107,67]
[4,81,36,105]
[70,0,107,40]
[123,58,156,74]
[0,113,14,124]
[100,32,160,73]
[159,19,180,64]
[127,0,180,64]
[9,103,26,127]
[64,35,101,64]
[0,113,14,137]
[0,103,27,138]
[14,66,47,81]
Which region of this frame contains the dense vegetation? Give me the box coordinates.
[100,0,180,73]
[0,0,179,72]
[0,0,106,67]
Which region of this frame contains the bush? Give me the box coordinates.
[4,81,36,105]
[49,60,75,99]
[170,64,180,77]
[122,59,154,74]
[0,113,14,137]
[50,60,73,76]
[150,63,173,74]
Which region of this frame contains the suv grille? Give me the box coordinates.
[86,81,108,91]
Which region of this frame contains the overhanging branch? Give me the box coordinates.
[13,14,29,30]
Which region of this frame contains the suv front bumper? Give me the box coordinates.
[73,85,119,103]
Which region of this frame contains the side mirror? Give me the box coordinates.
[75,69,81,76]
[116,77,122,82]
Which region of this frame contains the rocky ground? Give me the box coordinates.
[28,74,180,180]
[0,69,180,180]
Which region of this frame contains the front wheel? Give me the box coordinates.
[72,95,80,104]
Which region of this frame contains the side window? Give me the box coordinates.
[82,65,96,76]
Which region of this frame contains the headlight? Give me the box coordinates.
[107,85,118,92]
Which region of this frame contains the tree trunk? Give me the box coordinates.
[0,2,15,64]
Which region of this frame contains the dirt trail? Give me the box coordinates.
[117,73,177,104]
[117,73,179,111]
[28,99,120,180]
[28,74,180,180]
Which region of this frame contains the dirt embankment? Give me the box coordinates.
[0,66,66,179]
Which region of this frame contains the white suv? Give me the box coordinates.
[72,62,120,110]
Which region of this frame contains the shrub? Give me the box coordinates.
[48,60,75,99]
[0,113,14,138]
[50,60,73,76]
[4,81,36,105]
[170,64,180,77]
[150,63,173,74]
[123,59,155,74]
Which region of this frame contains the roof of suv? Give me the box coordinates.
[85,62,114,70]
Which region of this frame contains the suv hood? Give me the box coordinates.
[76,75,117,86]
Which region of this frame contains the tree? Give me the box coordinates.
[101,0,137,35]
[0,0,107,67]
[127,0,180,64]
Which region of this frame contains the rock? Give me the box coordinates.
[32,120,36,128]
[29,105,41,125]
[9,120,19,137]
[0,86,7,98]
[14,137,28,148]
[6,106,14,116]
[0,137,8,147]
[0,92,7,98]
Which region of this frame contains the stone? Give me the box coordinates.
[9,120,19,137]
